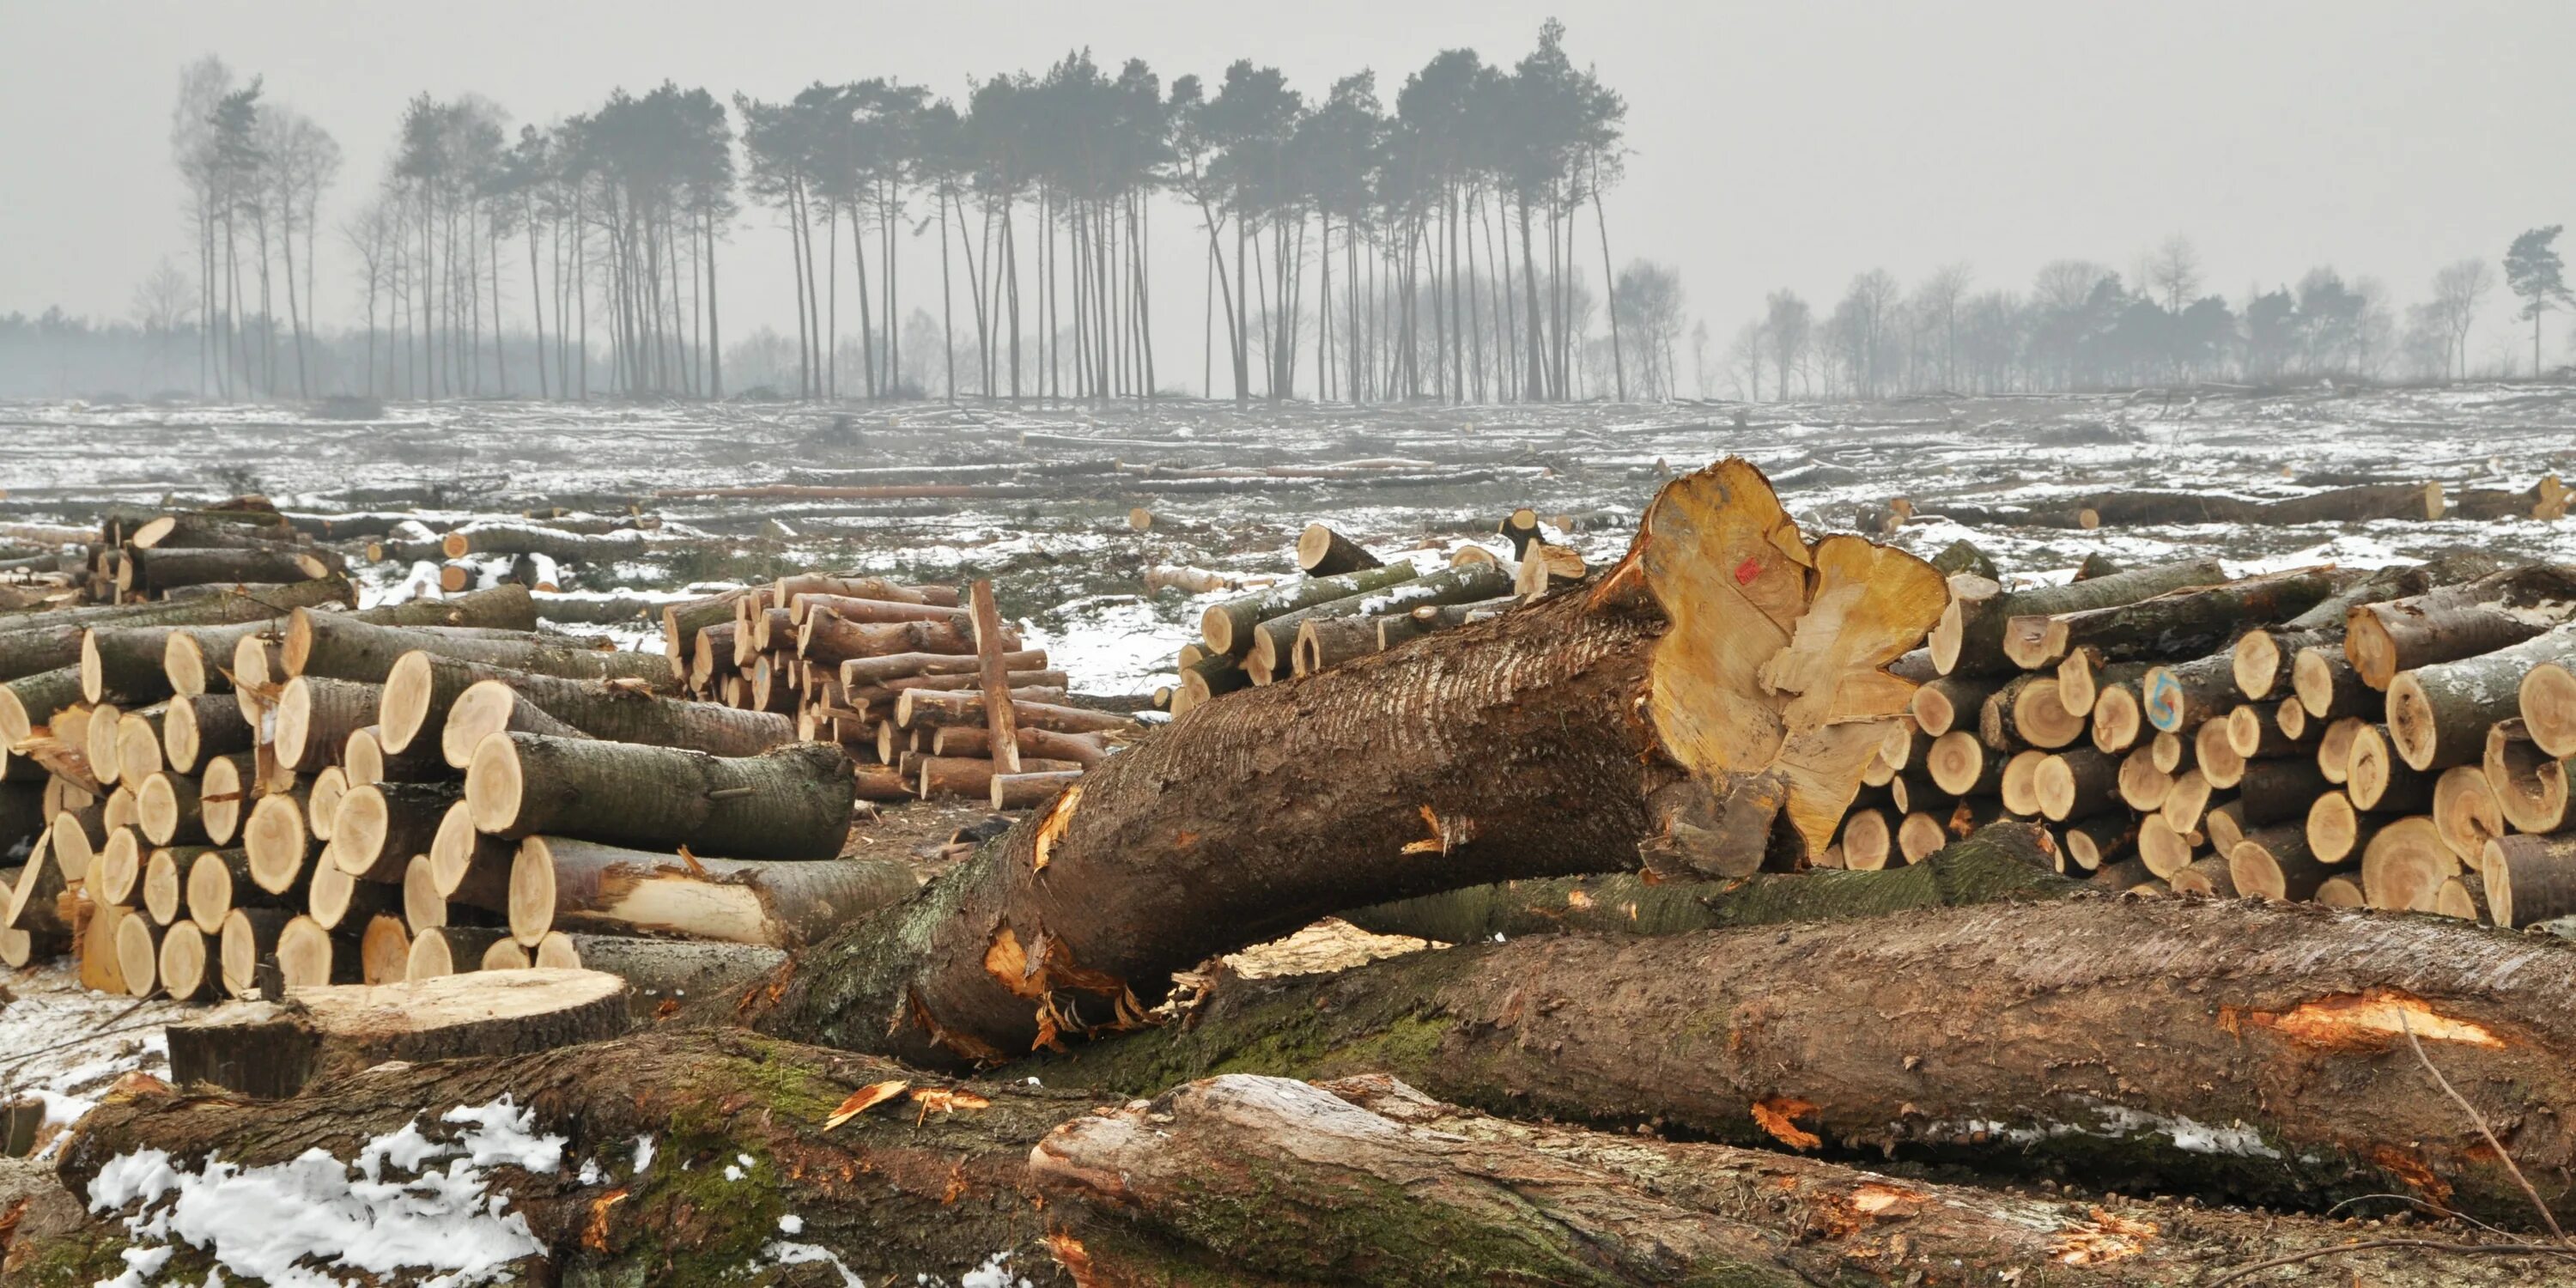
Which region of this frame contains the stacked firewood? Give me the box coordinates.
[656,574,1124,806]
[1838,545,2576,927]
[1,578,927,1006]
[1166,514,1578,713]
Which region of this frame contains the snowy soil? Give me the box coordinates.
[6,384,2576,696]
[0,963,185,1158]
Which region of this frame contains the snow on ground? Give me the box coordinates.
[88,1097,561,1287]
[8,385,2576,696]
[0,963,186,1159]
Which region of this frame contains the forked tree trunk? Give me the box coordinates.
[741,461,1947,1068]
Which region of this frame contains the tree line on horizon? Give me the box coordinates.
[131,22,1695,410]
[1705,228,2575,401]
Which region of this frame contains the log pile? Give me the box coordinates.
[1828,543,2576,930]
[653,572,1128,805]
[6,501,1137,1012]
[27,464,2576,1286]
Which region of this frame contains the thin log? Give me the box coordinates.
[1930,556,2227,677]
[331,781,466,884]
[2002,568,2338,671]
[2347,564,2576,690]
[2487,720,2573,834]
[286,610,672,690]
[1296,523,1382,576]
[2390,624,2576,769]
[2486,831,2576,927]
[1200,563,1422,657]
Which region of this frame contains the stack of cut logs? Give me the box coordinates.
[1165,511,1584,714]
[656,574,1124,806]
[1837,542,2576,929]
[4,502,1124,1010]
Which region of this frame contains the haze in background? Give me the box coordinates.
[3,0,2570,385]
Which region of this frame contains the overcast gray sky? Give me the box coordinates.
[5,0,2573,375]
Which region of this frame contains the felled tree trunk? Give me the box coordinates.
[743,461,1947,1069]
[2,578,354,689]
[1342,820,2070,943]
[2346,564,2576,690]
[384,653,793,759]
[1034,1072,2557,1288]
[465,733,855,860]
[493,835,918,947]
[286,610,674,690]
[1044,894,2576,1230]
[161,584,540,697]
[2001,568,2341,671]
[1933,557,2226,677]
[118,545,335,596]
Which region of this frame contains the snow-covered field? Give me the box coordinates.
[6,384,2575,696]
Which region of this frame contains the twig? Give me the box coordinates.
[2202,1238,2576,1286]
[2400,1007,2567,1242]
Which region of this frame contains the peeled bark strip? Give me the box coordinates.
[466,733,855,860]
[1046,894,2576,1230]
[2486,832,2576,927]
[747,461,1948,1068]
[2390,624,2576,770]
[165,968,630,1098]
[500,835,916,948]
[2346,564,2576,690]
[2001,568,2337,671]
[286,610,672,690]
[1930,556,2227,677]
[1201,562,1421,656]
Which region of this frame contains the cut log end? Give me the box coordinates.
[2232,630,2282,700]
[2522,663,2576,761]
[276,914,336,990]
[465,732,526,834]
[243,794,307,894]
[159,921,210,1001]
[379,650,434,754]
[114,913,159,998]
[508,835,558,946]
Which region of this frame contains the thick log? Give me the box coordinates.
[2487,831,2576,927]
[166,969,630,1098]
[2228,823,2331,900]
[119,545,334,596]
[1929,556,2227,677]
[331,781,466,883]
[2142,648,2241,734]
[161,690,252,774]
[1200,562,1423,656]
[2001,567,2337,670]
[744,461,1948,1067]
[242,790,318,895]
[500,835,916,948]
[659,586,752,674]
[2432,765,2506,863]
[2225,701,2313,760]
[2347,564,2576,690]
[2032,748,2119,822]
[1297,521,1382,575]
[2390,623,2576,769]
[0,665,82,745]
[181,847,268,933]
[1048,895,2576,1233]
[2348,723,2436,811]
[1976,672,2084,750]
[286,610,672,690]
[2306,791,2387,866]
[196,751,252,846]
[1923,730,2000,796]
[465,733,855,860]
[2487,720,2573,833]
[273,675,379,772]
[2239,756,2330,826]
[161,584,540,698]
[1906,674,1998,738]
[2360,816,2455,911]
[343,722,449,784]
[388,654,792,760]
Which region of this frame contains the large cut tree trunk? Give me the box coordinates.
[1042,893,2576,1229]
[741,461,1947,1068]
[33,1030,2549,1286]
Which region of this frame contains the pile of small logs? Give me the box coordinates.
[3,500,1124,1010]
[1166,511,1586,713]
[655,574,1125,806]
[1835,542,2576,928]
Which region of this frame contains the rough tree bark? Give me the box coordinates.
[740,461,1947,1069]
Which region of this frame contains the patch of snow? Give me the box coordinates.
[631,1133,656,1175]
[87,1096,563,1288]
[777,1213,804,1234]
[955,1252,1034,1288]
[764,1241,864,1287]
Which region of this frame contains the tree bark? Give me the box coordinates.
[490,835,917,948]
[1046,893,2576,1230]
[2391,625,2576,770]
[2002,568,2341,671]
[383,653,793,761]
[286,611,673,691]
[742,461,1947,1068]
[1932,557,2227,677]
[465,734,854,861]
[2347,565,2576,690]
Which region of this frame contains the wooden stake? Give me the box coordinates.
[969,580,1023,775]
